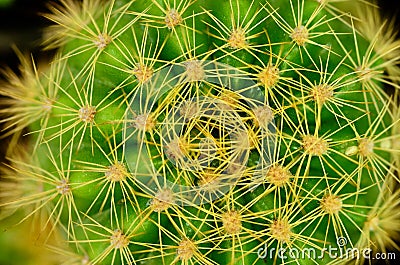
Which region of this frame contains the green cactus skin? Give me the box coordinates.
[1,0,400,264]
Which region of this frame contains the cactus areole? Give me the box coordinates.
[1,0,400,265]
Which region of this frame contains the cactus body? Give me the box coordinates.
[1,0,400,264]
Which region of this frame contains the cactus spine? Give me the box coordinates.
[1,0,400,264]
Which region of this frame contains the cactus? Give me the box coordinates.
[1,0,400,264]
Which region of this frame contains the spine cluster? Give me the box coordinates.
[1,0,400,264]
